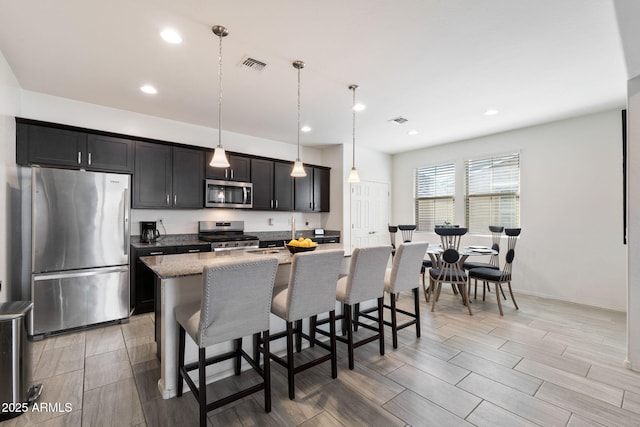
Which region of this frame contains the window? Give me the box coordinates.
[465,153,520,233]
[415,163,455,231]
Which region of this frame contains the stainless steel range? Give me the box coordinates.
[198,221,259,251]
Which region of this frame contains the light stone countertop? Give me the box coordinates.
[140,243,346,279]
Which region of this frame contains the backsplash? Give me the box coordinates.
[130,209,324,236]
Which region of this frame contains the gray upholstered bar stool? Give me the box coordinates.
[267,249,344,400]
[313,245,392,370]
[361,242,427,349]
[175,257,279,427]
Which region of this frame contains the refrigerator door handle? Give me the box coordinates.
[123,188,130,257]
[33,266,128,281]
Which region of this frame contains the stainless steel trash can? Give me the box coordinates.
[0,301,42,421]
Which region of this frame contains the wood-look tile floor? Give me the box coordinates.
[2,290,640,427]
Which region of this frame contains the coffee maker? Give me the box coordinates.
[140,221,160,243]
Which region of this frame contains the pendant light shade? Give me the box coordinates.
[210,25,230,168]
[348,84,361,183]
[291,60,307,177]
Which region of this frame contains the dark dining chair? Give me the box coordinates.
[427,227,469,309]
[463,225,505,301]
[388,225,398,253]
[467,228,521,315]
[398,224,416,243]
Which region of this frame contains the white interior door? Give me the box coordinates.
[350,181,390,250]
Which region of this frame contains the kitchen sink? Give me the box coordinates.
[246,249,283,255]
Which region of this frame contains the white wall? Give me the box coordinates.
[20,91,331,235]
[393,109,626,311]
[0,51,22,302]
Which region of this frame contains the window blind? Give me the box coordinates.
[415,163,455,231]
[465,153,520,233]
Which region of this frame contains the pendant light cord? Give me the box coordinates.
[352,87,356,168]
[297,66,301,160]
[217,32,223,149]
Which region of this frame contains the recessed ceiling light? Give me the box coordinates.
[484,109,499,116]
[140,85,157,94]
[160,29,182,44]
[353,103,366,112]
[408,130,419,136]
[301,126,312,132]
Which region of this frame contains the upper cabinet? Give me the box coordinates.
[294,166,330,212]
[251,158,294,211]
[133,142,204,209]
[16,121,134,173]
[206,152,251,182]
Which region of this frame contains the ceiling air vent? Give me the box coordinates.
[390,116,408,124]
[240,56,267,71]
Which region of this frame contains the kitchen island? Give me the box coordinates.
[141,244,349,399]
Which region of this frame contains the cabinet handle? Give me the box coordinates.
[270,200,273,209]
[266,243,277,247]
[88,152,92,165]
[275,200,278,209]
[188,249,200,253]
[174,194,177,205]
[309,202,312,209]
[231,169,234,179]
[166,194,170,205]
[78,152,82,164]
[149,251,164,256]
[225,169,228,179]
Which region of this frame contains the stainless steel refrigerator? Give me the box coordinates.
[29,167,130,337]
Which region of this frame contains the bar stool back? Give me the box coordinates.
[174,257,279,427]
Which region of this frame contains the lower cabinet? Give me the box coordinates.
[130,243,211,315]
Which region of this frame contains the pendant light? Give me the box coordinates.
[209,25,230,168]
[348,84,361,183]
[290,60,307,177]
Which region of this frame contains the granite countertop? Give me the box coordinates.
[140,243,346,279]
[130,234,206,249]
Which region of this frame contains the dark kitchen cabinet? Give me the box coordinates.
[131,243,210,315]
[16,122,134,173]
[294,166,330,212]
[86,134,134,173]
[251,159,294,211]
[131,246,176,314]
[206,153,251,182]
[133,142,204,209]
[172,147,205,208]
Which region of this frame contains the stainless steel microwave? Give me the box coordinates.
[205,179,253,208]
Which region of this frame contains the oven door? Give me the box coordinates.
[205,180,253,208]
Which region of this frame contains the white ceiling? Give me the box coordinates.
[0,0,629,154]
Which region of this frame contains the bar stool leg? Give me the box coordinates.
[329,310,338,379]
[286,322,295,399]
[262,330,271,412]
[377,296,385,356]
[345,304,354,370]
[234,338,242,375]
[390,292,398,349]
[413,288,421,338]
[177,326,185,397]
[199,347,207,427]
[295,319,303,353]
[309,315,317,348]
[353,303,360,331]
